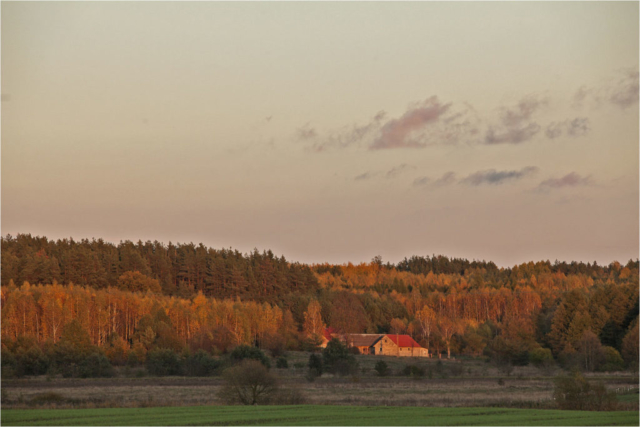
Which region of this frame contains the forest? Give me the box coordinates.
[1,233,638,378]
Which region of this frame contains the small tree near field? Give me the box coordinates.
[322,338,358,376]
[229,345,271,369]
[553,370,617,411]
[374,361,389,377]
[307,354,323,380]
[218,360,278,405]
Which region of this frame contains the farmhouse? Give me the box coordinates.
[374,334,428,357]
[320,328,428,357]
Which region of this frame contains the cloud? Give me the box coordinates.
[485,123,541,145]
[412,176,430,187]
[573,67,639,110]
[460,166,538,186]
[537,172,593,191]
[354,164,414,182]
[354,171,379,181]
[308,111,386,152]
[370,96,451,149]
[483,95,548,145]
[434,171,457,187]
[296,123,317,140]
[385,163,413,179]
[545,117,590,139]
[500,95,548,128]
[609,68,639,109]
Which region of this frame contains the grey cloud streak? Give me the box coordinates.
[537,172,593,191]
[386,163,413,178]
[573,67,639,110]
[354,171,379,181]
[483,95,548,145]
[545,117,590,139]
[485,123,541,145]
[434,171,457,187]
[414,168,537,189]
[308,111,386,152]
[355,163,413,181]
[412,176,430,187]
[460,166,539,186]
[296,123,317,140]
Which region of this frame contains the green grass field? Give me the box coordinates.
[2,405,638,426]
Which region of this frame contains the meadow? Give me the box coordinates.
[2,405,639,426]
[2,353,638,410]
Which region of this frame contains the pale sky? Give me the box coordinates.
[2,1,638,266]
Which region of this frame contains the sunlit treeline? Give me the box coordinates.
[0,283,286,349]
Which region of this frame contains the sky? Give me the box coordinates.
[1,1,638,267]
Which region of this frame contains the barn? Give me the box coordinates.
[374,334,428,357]
[345,334,384,354]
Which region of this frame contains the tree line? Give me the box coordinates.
[1,233,638,377]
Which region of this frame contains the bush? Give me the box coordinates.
[15,347,50,377]
[322,339,358,376]
[79,353,115,378]
[401,364,425,378]
[184,350,220,376]
[553,371,617,411]
[308,354,323,378]
[276,357,288,369]
[218,360,278,405]
[529,347,554,369]
[374,360,388,377]
[127,342,147,366]
[228,345,271,369]
[598,346,625,372]
[146,349,182,376]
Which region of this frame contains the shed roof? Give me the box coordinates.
[323,327,338,341]
[347,334,383,347]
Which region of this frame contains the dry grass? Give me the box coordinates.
[2,354,637,411]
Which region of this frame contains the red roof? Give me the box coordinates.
[386,334,422,348]
[323,327,338,340]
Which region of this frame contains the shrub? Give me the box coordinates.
[374,360,388,377]
[553,371,617,411]
[322,339,358,376]
[598,346,625,372]
[218,360,278,405]
[127,342,147,366]
[104,333,129,366]
[146,349,182,376]
[529,347,554,368]
[228,345,271,369]
[276,357,288,369]
[401,364,425,378]
[15,346,50,377]
[184,350,220,376]
[79,353,115,378]
[308,354,323,378]
[262,332,287,358]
